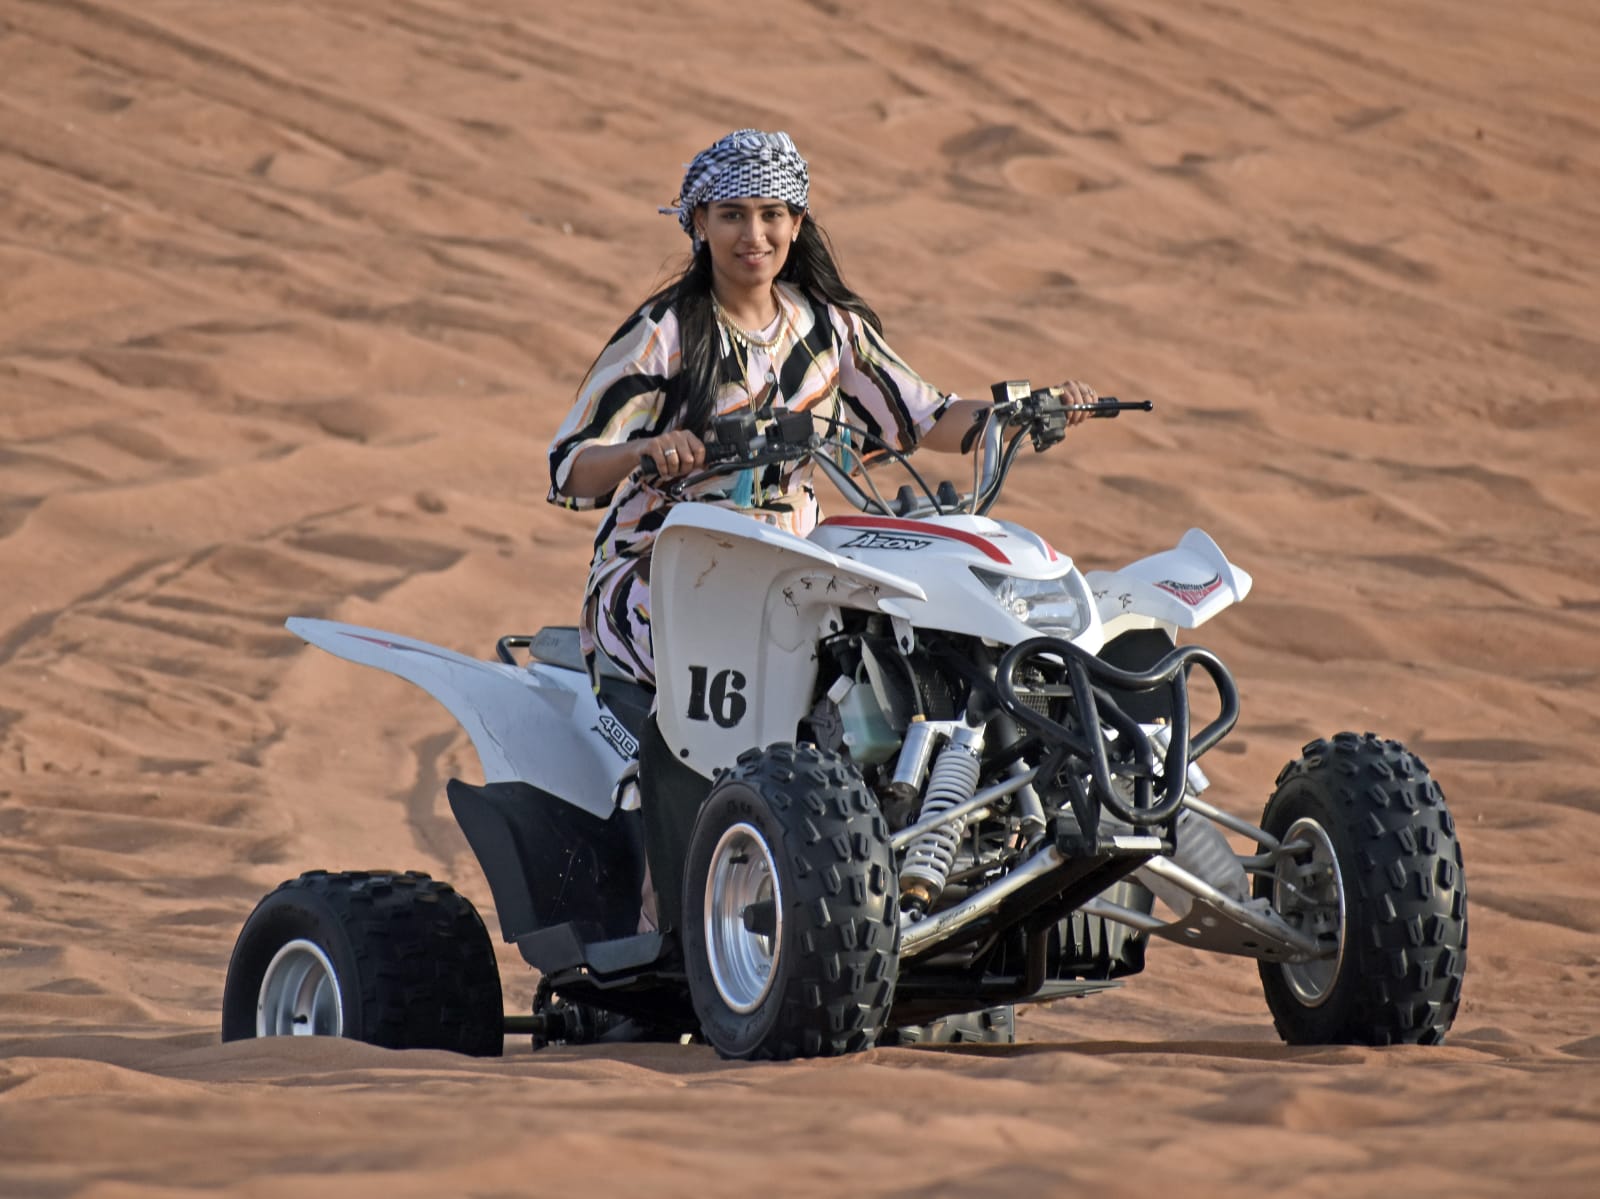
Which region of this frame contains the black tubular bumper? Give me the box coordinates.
[994,636,1239,833]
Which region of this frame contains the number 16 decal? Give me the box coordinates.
[686,665,747,728]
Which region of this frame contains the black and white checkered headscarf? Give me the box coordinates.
[660,129,810,246]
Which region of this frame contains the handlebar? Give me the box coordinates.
[639,407,819,497]
[987,381,1151,449]
[638,380,1152,512]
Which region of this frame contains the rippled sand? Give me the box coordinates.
[3,2,1598,1195]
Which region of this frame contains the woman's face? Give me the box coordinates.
[695,198,804,293]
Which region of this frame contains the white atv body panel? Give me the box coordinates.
[1086,528,1254,639]
[285,617,625,819]
[289,512,1249,810]
[650,504,929,776]
[809,513,1105,653]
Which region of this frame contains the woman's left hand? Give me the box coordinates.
[1059,379,1098,426]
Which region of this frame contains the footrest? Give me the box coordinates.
[516,923,667,977]
[516,921,604,973]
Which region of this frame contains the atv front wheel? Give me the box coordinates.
[221,870,503,1056]
[683,743,898,1060]
[1256,733,1467,1045]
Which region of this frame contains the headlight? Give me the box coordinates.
[971,567,1089,639]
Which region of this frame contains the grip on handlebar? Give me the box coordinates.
[1077,398,1154,418]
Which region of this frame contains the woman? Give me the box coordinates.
[549,128,1094,689]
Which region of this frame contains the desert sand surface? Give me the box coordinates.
[2,0,1599,1194]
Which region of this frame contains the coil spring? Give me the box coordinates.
[900,740,983,902]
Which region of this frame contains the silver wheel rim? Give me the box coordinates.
[705,822,783,1014]
[257,938,344,1037]
[1274,817,1346,1006]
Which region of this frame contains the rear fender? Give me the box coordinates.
[286,618,624,818]
[446,778,644,943]
[1085,528,1253,636]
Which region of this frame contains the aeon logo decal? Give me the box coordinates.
[1155,575,1223,606]
[841,531,933,552]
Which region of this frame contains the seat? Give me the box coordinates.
[527,626,653,739]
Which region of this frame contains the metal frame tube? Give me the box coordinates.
[1180,794,1276,847]
[900,845,1063,957]
[1079,896,1167,934]
[891,769,1038,852]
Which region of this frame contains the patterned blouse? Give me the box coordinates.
[548,281,953,601]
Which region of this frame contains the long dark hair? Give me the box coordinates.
[644,208,881,436]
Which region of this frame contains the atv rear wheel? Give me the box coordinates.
[221,870,503,1056]
[1256,733,1467,1045]
[683,743,898,1060]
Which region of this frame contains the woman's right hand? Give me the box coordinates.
[641,429,706,481]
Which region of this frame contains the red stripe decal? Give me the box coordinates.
[820,515,1010,564]
[338,631,458,663]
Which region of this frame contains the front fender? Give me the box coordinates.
[649,505,926,776]
[1086,528,1253,635]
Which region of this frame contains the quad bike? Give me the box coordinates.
[221,382,1468,1059]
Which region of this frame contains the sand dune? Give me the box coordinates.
[3,0,1598,1194]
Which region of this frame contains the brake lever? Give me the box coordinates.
[640,454,731,499]
[636,452,702,499]
[1023,393,1152,449]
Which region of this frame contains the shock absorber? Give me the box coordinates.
[899,722,985,915]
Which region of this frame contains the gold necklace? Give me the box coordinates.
[713,291,788,351]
